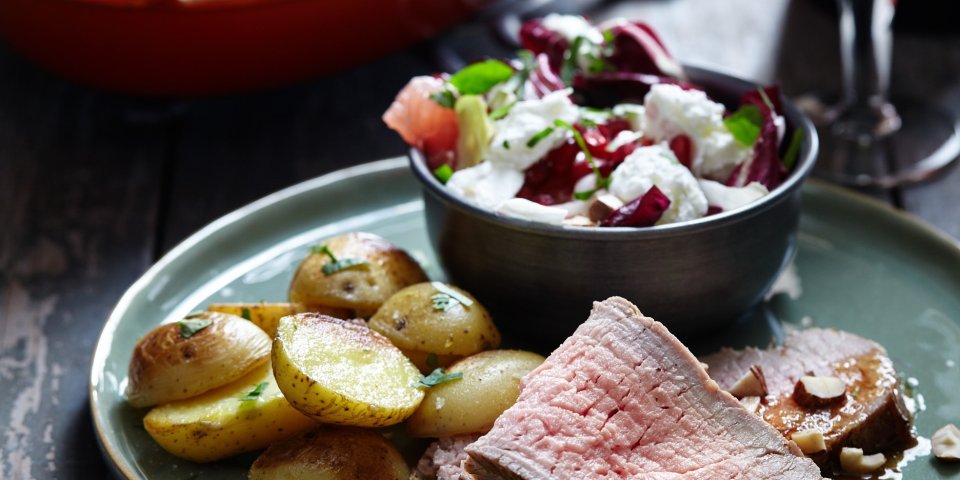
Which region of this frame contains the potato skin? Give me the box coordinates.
[369,283,501,372]
[407,350,545,438]
[143,362,317,463]
[126,312,271,408]
[206,302,350,338]
[249,426,409,480]
[288,232,428,318]
[272,313,424,427]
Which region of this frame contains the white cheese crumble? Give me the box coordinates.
[698,179,769,212]
[486,89,579,171]
[541,14,604,44]
[446,161,525,211]
[643,84,753,181]
[495,198,568,225]
[609,144,708,224]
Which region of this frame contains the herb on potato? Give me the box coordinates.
[310,245,370,276]
[240,382,269,402]
[178,318,212,339]
[430,282,474,312]
[416,368,463,388]
[241,307,252,321]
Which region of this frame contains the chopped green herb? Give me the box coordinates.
[321,258,368,276]
[580,118,598,127]
[416,368,463,388]
[430,89,456,109]
[311,245,370,276]
[526,126,556,148]
[723,105,764,147]
[586,53,612,75]
[851,386,861,398]
[178,318,212,339]
[553,119,610,190]
[603,29,614,45]
[561,36,585,86]
[449,60,514,95]
[514,50,537,96]
[502,140,511,150]
[490,102,516,120]
[241,307,252,321]
[434,164,454,184]
[781,129,804,170]
[240,382,269,401]
[573,189,597,201]
[430,282,473,312]
[426,352,440,369]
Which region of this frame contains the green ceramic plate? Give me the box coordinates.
[90,158,960,479]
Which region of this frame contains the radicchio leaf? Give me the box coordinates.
[668,134,694,169]
[606,21,686,80]
[572,71,687,108]
[726,85,786,190]
[527,53,568,98]
[519,19,569,72]
[600,185,671,227]
[517,119,638,205]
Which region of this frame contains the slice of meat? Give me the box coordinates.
[465,297,823,480]
[702,328,915,474]
[412,435,482,480]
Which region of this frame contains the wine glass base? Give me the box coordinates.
[805,99,960,189]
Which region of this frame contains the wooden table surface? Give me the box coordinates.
[1,0,958,478]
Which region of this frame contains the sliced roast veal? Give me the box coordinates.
[465,297,823,480]
[702,328,914,473]
[412,435,482,480]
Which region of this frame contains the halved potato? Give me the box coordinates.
[249,426,409,480]
[143,362,317,463]
[272,313,424,427]
[407,350,545,438]
[207,302,350,337]
[288,232,428,317]
[369,282,501,372]
[126,312,271,408]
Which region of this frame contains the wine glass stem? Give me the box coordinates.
[836,0,900,139]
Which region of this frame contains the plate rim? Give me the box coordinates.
[88,158,408,479]
[88,158,960,479]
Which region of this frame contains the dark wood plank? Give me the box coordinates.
[0,45,170,479]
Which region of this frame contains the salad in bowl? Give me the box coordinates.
[384,14,803,228]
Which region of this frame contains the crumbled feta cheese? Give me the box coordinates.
[698,179,769,212]
[487,89,579,171]
[609,144,708,224]
[541,14,604,44]
[496,198,568,225]
[447,161,525,211]
[644,84,752,181]
[606,130,643,153]
[612,103,646,131]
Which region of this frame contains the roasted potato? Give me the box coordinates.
[288,232,428,317]
[207,302,350,338]
[143,362,317,463]
[407,350,545,438]
[126,312,271,408]
[249,426,409,480]
[272,313,425,427]
[369,282,501,372]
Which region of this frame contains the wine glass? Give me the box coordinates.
[799,0,960,188]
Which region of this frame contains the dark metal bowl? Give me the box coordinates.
[410,66,818,347]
